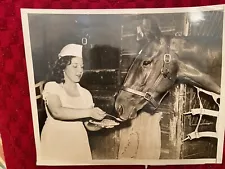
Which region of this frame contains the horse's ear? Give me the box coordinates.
[159,38,166,46]
[146,16,161,39]
[137,16,161,41]
[137,26,145,41]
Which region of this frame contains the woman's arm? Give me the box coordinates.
[46,94,105,121]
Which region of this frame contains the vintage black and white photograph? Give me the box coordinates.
[21,5,225,166]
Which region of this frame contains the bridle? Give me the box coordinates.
[121,39,174,110]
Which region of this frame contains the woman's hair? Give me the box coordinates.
[46,56,75,84]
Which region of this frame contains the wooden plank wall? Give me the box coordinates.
[181,86,218,159]
[188,11,223,38]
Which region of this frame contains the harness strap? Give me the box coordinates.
[183,131,218,141]
[161,53,172,78]
[122,87,159,108]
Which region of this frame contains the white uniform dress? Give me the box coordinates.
[40,81,94,164]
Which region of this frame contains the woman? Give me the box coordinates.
[40,43,106,164]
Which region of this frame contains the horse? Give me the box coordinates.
[115,18,222,122]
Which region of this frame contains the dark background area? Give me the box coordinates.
[0,0,225,169]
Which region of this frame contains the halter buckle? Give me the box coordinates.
[144,92,152,102]
[164,54,171,63]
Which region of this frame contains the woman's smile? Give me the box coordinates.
[76,74,82,78]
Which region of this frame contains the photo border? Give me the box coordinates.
[20,4,225,166]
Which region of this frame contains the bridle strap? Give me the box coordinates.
[161,40,172,78]
[122,87,159,108]
[122,87,145,97]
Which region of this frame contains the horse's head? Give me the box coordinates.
[115,35,179,121]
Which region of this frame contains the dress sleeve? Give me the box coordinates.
[87,90,95,108]
[42,82,61,103]
[81,88,95,108]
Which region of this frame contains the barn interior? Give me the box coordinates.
[30,9,223,160]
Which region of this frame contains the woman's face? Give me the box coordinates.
[64,57,84,83]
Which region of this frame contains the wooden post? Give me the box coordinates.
[183,13,190,36]
[170,84,186,158]
[168,14,189,159]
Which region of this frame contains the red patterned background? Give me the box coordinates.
[0,0,225,169]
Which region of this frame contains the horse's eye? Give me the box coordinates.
[142,60,152,66]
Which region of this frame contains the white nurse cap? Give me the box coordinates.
[58,44,83,58]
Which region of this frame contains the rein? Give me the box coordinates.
[121,40,173,109]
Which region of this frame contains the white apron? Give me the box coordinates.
[40,81,94,164]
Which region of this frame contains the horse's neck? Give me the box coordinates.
[172,37,222,95]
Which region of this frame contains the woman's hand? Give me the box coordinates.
[90,107,106,120]
[84,121,103,131]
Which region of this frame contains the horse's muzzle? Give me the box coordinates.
[115,103,137,121]
[115,104,127,121]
